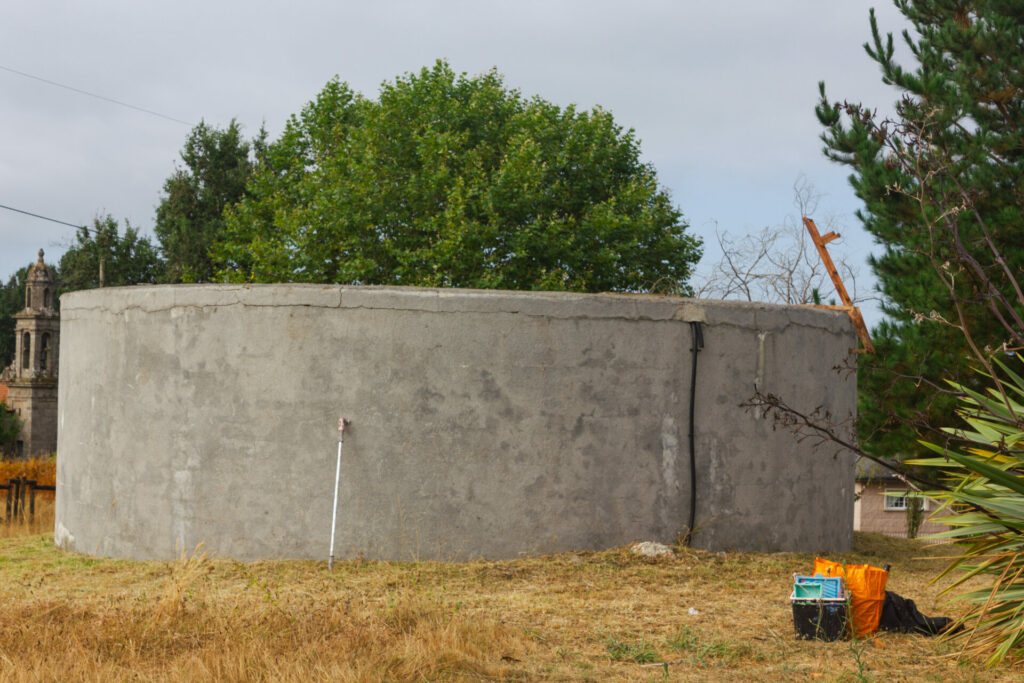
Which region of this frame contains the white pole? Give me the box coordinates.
[328,417,347,570]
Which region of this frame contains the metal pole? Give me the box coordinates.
[328,417,348,570]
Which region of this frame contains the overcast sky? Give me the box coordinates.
[0,1,911,325]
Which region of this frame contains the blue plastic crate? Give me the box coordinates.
[794,574,843,599]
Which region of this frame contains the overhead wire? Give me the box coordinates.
[0,62,197,236]
[1,203,114,286]
[0,64,189,281]
[0,203,86,230]
[0,63,194,127]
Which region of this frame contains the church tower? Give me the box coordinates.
[5,249,59,458]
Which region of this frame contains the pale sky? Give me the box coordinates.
[0,1,912,325]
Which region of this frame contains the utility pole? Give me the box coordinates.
[98,230,105,288]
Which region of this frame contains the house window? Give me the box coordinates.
[884,490,908,511]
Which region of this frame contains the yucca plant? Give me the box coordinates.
[908,357,1024,666]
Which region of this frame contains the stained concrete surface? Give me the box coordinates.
[55,285,857,560]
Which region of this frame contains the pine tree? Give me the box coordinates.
[817,1,1024,456]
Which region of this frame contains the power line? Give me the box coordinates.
[0,203,118,286]
[0,64,193,127]
[0,203,86,230]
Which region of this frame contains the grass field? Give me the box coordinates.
[0,503,1020,681]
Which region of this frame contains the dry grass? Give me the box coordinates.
[0,496,53,539]
[0,511,1021,681]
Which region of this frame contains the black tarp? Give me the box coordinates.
[877,591,960,636]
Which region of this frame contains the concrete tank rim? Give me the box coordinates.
[59,284,854,331]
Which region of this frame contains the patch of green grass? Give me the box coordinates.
[665,626,753,666]
[666,625,700,652]
[605,634,658,663]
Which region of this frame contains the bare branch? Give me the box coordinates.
[695,178,866,307]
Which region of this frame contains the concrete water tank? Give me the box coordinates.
[55,285,857,560]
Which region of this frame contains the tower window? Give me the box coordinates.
[41,333,51,371]
[44,288,50,308]
[25,286,31,309]
[22,332,30,369]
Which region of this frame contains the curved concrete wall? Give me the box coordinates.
[55,285,856,561]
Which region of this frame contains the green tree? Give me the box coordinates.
[816,2,1024,457]
[59,215,162,291]
[155,120,256,283]
[0,266,30,368]
[215,61,701,293]
[0,400,22,456]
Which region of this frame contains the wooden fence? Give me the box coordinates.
[0,477,55,522]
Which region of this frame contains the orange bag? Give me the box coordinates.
[814,558,889,637]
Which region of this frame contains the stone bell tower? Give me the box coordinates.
[4,249,59,458]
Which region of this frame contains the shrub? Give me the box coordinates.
[0,456,56,487]
[0,400,21,453]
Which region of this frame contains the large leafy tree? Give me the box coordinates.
[59,215,162,291]
[155,120,256,283]
[215,61,701,293]
[816,1,1024,457]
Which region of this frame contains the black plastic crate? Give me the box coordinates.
[791,596,850,641]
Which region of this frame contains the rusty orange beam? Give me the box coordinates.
[803,216,875,354]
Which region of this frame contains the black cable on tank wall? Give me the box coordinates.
[685,321,704,546]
